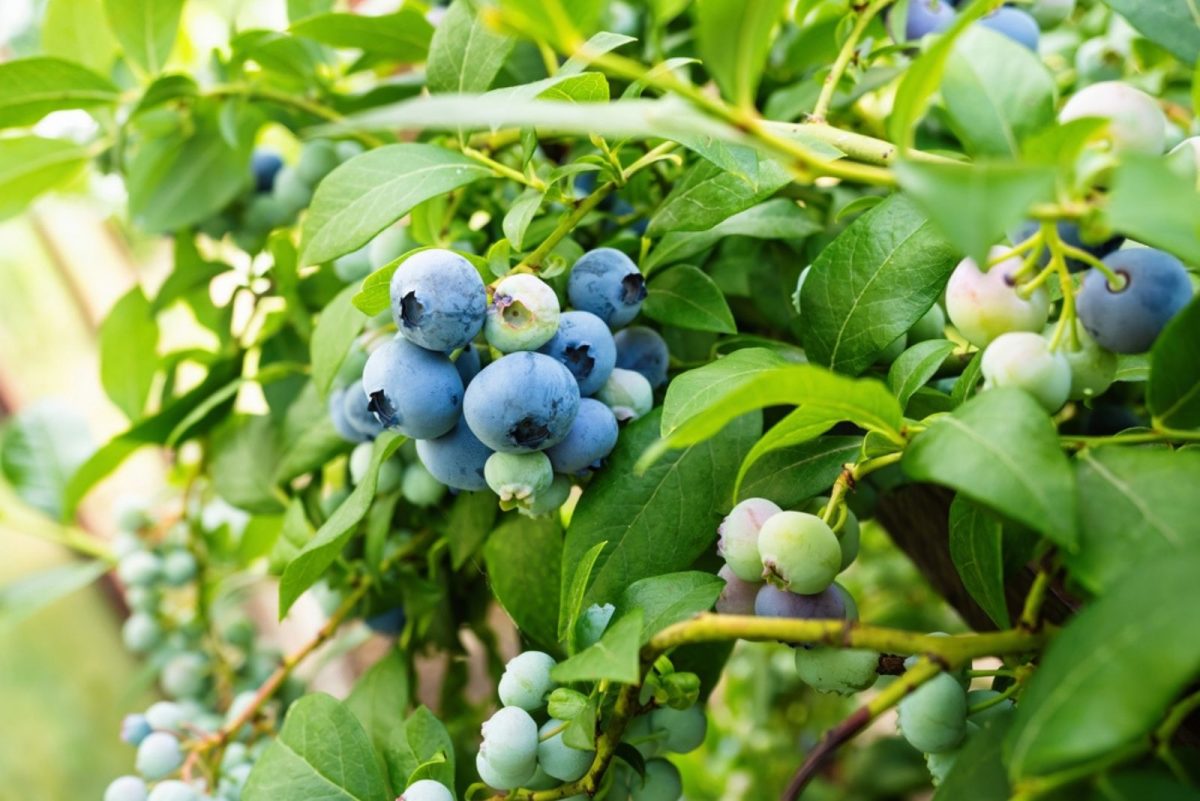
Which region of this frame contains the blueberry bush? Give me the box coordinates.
[2,0,1200,799]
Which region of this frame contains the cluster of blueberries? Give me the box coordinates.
[199,139,363,253]
[901,0,1075,48]
[329,246,670,514]
[713,498,881,696]
[105,502,295,801]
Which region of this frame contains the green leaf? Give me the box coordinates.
[0,561,108,630]
[497,0,603,49]
[564,409,758,610]
[103,0,187,74]
[273,383,350,485]
[503,187,544,251]
[1,402,93,519]
[1148,298,1200,429]
[902,389,1077,548]
[643,265,736,334]
[800,194,959,376]
[1106,155,1200,265]
[99,287,159,420]
[0,136,90,221]
[279,433,405,616]
[1098,0,1200,63]
[1067,447,1200,595]
[346,649,411,792]
[1006,549,1200,779]
[733,407,846,496]
[645,198,822,273]
[934,716,1013,801]
[617,572,723,643]
[736,436,862,508]
[888,339,957,411]
[948,495,1011,629]
[290,10,433,61]
[941,26,1057,158]
[210,415,284,516]
[243,693,389,801]
[427,0,516,93]
[647,156,791,236]
[127,103,258,234]
[551,609,643,684]
[386,707,455,789]
[0,57,120,129]
[484,516,563,653]
[42,0,119,73]
[895,159,1056,268]
[1090,769,1200,801]
[692,0,788,106]
[445,490,499,569]
[311,285,365,399]
[559,540,607,651]
[659,347,786,433]
[269,498,315,575]
[300,144,491,265]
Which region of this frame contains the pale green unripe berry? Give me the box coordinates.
[161,652,209,699]
[105,776,148,801]
[520,474,572,518]
[480,706,539,778]
[876,333,907,364]
[925,747,960,786]
[802,497,860,571]
[114,495,153,533]
[945,249,1050,348]
[633,759,683,801]
[1060,81,1167,155]
[981,332,1071,412]
[537,719,595,781]
[596,368,653,422]
[757,511,842,594]
[476,749,536,790]
[122,612,162,653]
[909,303,947,343]
[402,462,446,507]
[349,442,373,485]
[485,451,553,509]
[1029,0,1074,27]
[146,780,201,801]
[794,647,879,695]
[1048,322,1117,401]
[498,651,557,710]
[144,701,187,732]
[622,714,666,758]
[897,672,968,754]
[716,497,781,582]
[575,602,615,648]
[1170,137,1200,186]
[161,550,197,586]
[398,779,454,801]
[118,551,163,587]
[136,731,184,779]
[369,225,415,270]
[486,274,561,352]
[648,704,707,753]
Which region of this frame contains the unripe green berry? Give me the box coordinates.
[632,759,682,801]
[485,451,553,509]
[757,511,842,594]
[118,551,163,587]
[402,462,446,507]
[105,776,148,801]
[716,497,781,582]
[479,706,539,776]
[398,779,454,801]
[147,780,201,801]
[981,332,1071,412]
[498,651,557,711]
[122,612,162,653]
[648,704,706,754]
[794,647,879,695]
[897,672,968,754]
[161,550,197,587]
[596,368,653,422]
[136,731,184,779]
[537,718,594,782]
[486,274,561,352]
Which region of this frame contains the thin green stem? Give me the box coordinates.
[461,147,547,191]
[208,84,384,147]
[812,0,893,122]
[967,680,1022,715]
[1020,567,1053,631]
[1061,429,1200,448]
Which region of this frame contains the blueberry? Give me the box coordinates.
[544,398,619,474]
[479,706,539,779]
[125,584,159,613]
[339,385,382,441]
[945,248,1051,348]
[794,647,880,695]
[1170,137,1200,183]
[1030,0,1074,28]
[105,776,148,801]
[476,749,536,791]
[136,731,184,780]
[1012,220,1124,273]
[802,497,860,571]
[537,718,594,782]
[613,326,669,389]
[715,564,760,616]
[161,652,209,699]
[366,606,406,635]
[717,498,781,583]
[538,311,617,396]
[1060,81,1167,155]
[648,705,706,754]
[115,496,153,533]
[415,422,493,491]
[485,451,554,508]
[896,0,956,41]
[329,386,365,442]
[486,274,561,352]
[498,651,557,711]
[567,248,647,328]
[754,583,849,620]
[296,140,341,185]
[1077,249,1193,354]
[978,7,1039,51]
[362,336,464,438]
[897,672,968,754]
[633,759,683,801]
[390,249,487,352]
[595,368,653,422]
[243,195,292,234]
[398,780,454,801]
[161,550,197,587]
[1074,38,1124,85]
[144,701,187,732]
[121,714,153,746]
[335,140,366,162]
[1050,321,1117,400]
[251,150,284,193]
[271,166,312,215]
[402,462,446,507]
[122,612,162,653]
[118,551,163,587]
[981,332,1072,412]
[146,780,201,801]
[455,342,482,386]
[757,511,842,593]
[463,352,581,453]
[575,602,616,648]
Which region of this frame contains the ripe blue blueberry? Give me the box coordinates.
[118,551,163,587]
[105,776,148,801]
[296,140,341,185]
[715,564,760,616]
[455,342,482,386]
[390,249,487,352]
[415,422,493,491]
[146,780,201,801]
[498,651,558,711]
[897,0,956,41]
[613,326,669,388]
[328,387,363,443]
[161,550,197,587]
[648,705,707,754]
[136,731,184,780]
[485,451,554,508]
[538,311,617,396]
[366,606,407,635]
[544,398,619,474]
[1060,81,1167,155]
[463,352,581,453]
[362,336,464,439]
[754,583,849,621]
[596,368,653,422]
[122,612,162,653]
[342,386,384,441]
[161,652,209,699]
[567,248,647,328]
[979,7,1039,51]
[486,274,561,352]
[398,780,454,801]
[250,150,283,193]
[121,713,153,746]
[479,706,539,779]
[537,718,594,781]
[1077,249,1193,354]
